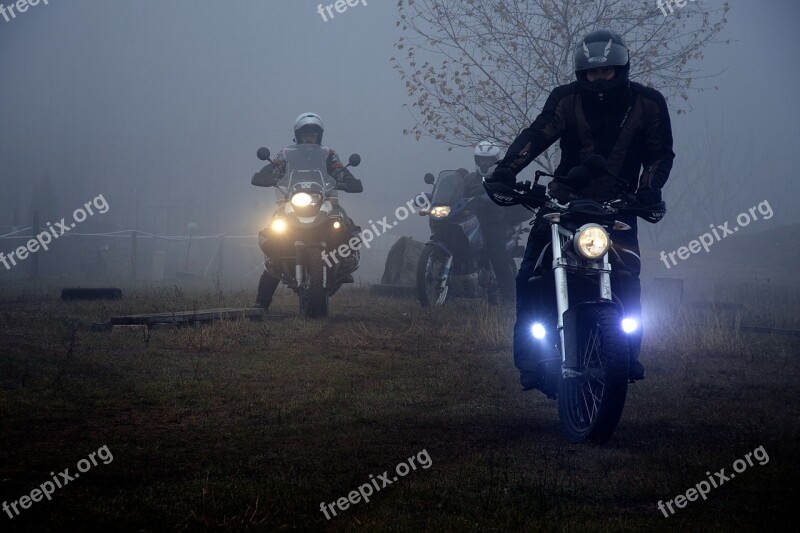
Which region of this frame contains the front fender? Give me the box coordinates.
[424,241,453,260]
[562,299,622,370]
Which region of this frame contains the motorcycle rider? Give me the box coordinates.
[485,30,674,390]
[252,112,363,310]
[461,141,529,304]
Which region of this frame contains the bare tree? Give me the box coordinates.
[392,0,730,171]
[640,122,758,248]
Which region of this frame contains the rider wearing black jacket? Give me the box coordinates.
[486,30,674,390]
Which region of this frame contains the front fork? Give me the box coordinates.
[551,224,612,365]
[439,255,453,292]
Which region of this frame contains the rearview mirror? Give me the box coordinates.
[257,147,271,161]
[348,154,361,167]
[424,173,435,185]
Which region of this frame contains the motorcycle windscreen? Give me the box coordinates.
[430,170,465,206]
[276,144,338,197]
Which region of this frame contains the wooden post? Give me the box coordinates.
[215,235,225,290]
[130,231,138,282]
[30,210,40,281]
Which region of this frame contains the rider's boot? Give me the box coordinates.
[255,268,280,311]
[628,328,645,380]
[630,359,646,380]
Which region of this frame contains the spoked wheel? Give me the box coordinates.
[416,246,450,307]
[298,248,329,318]
[558,306,629,444]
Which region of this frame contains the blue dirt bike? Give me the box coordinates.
[416,169,527,306]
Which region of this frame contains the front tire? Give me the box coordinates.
[299,248,328,318]
[558,306,629,444]
[487,256,518,306]
[416,245,450,307]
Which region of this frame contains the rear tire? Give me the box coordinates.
[299,248,329,318]
[416,246,449,307]
[557,306,629,444]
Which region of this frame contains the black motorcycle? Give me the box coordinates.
[484,157,665,443]
[252,145,362,318]
[416,170,527,306]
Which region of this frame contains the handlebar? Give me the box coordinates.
[484,177,665,223]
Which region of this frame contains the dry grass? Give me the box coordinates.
[0,282,798,531]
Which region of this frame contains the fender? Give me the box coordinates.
[423,241,453,260]
[562,299,622,370]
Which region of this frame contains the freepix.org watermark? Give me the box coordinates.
[657,0,698,17]
[3,445,113,520]
[316,0,367,23]
[657,445,769,517]
[659,199,773,270]
[319,448,432,520]
[0,194,110,271]
[321,192,430,268]
[0,0,48,23]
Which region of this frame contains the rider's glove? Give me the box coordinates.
[635,188,662,206]
[486,166,516,187]
[252,167,279,187]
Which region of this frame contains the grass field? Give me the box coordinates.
[1,282,799,532]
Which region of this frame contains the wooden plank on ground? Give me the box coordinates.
[110,307,265,326]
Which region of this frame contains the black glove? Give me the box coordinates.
[635,188,662,206]
[252,167,279,187]
[486,166,516,187]
[548,180,581,203]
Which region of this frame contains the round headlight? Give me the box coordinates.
[574,225,609,259]
[271,218,287,233]
[291,192,314,208]
[430,206,451,218]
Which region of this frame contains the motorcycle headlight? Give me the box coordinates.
[574,224,609,260]
[291,192,315,208]
[430,206,451,218]
[271,218,287,233]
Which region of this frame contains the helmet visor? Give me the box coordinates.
[297,126,322,144]
[475,155,498,174]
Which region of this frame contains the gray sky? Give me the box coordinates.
[1,0,798,251]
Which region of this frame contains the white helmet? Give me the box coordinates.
[293,112,324,144]
[474,140,502,177]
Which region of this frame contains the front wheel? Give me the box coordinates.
[299,248,329,318]
[558,306,629,444]
[487,256,518,306]
[416,245,450,307]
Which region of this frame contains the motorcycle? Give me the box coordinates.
[484,156,666,443]
[416,169,527,306]
[252,145,362,318]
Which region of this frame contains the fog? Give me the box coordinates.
[1,0,798,284]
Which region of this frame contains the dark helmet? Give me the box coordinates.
[573,30,630,93]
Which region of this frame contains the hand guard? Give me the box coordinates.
[635,188,662,207]
[252,169,279,187]
[486,166,516,187]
